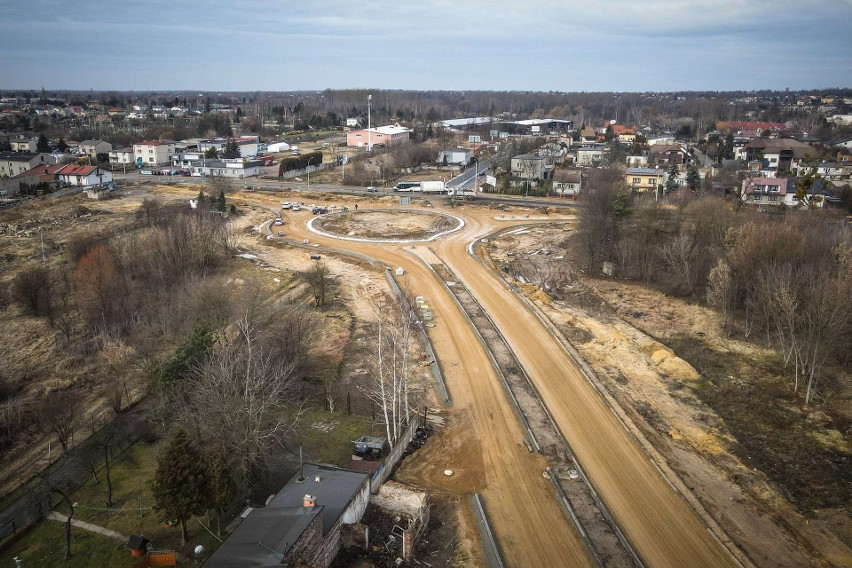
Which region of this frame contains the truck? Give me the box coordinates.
[448,187,478,200]
[420,180,446,194]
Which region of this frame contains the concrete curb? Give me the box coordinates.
[469,494,505,568]
[470,227,750,568]
[264,216,452,407]
[404,250,539,451]
[306,208,465,244]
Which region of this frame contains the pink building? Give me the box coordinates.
[346,124,412,148]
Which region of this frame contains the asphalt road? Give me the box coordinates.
[279,204,739,568]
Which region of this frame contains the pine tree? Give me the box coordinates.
[223,140,240,159]
[153,430,209,544]
[216,189,226,212]
[37,133,51,153]
[665,163,680,194]
[686,163,701,193]
[57,138,69,152]
[205,451,235,536]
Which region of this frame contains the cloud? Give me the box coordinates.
[0,0,849,90]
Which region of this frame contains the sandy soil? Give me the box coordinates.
[315,210,455,240]
[485,225,852,567]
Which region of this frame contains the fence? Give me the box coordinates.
[369,413,421,494]
[279,162,331,180]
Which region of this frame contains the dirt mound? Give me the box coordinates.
[640,340,672,358]
[650,349,672,364]
[659,356,700,381]
[315,210,456,241]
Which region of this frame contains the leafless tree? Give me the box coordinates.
[706,259,735,335]
[41,390,81,453]
[182,318,304,485]
[302,260,334,306]
[360,295,418,449]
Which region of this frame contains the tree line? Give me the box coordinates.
[579,180,851,404]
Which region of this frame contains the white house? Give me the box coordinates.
[109,147,135,165]
[56,165,113,187]
[133,140,176,166]
[80,139,113,157]
[437,148,471,166]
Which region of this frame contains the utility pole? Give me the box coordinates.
[367,94,372,152]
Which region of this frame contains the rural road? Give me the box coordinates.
[272,201,739,568]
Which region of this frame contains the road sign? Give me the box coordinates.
[468,135,481,143]
[485,175,497,186]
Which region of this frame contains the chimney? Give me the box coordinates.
[303,495,317,508]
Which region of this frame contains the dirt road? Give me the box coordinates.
[259,197,738,568]
[278,204,594,567]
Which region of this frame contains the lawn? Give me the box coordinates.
[0,440,221,567]
[295,408,378,467]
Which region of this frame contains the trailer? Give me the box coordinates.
[420,180,446,194]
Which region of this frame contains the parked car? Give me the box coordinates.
[312,207,328,214]
[366,186,377,192]
[310,253,321,260]
[292,204,301,211]
[274,218,283,226]
[281,202,292,209]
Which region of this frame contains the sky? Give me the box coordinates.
[0,0,850,92]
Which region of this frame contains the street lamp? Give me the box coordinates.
[307,156,316,192]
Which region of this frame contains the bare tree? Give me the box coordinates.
[41,390,81,453]
[182,318,304,485]
[706,259,735,335]
[360,295,418,449]
[302,261,334,307]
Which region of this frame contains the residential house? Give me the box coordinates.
[736,138,814,172]
[79,139,113,158]
[10,137,36,152]
[56,164,113,187]
[437,148,471,166]
[649,143,692,167]
[625,168,665,192]
[133,140,176,166]
[205,464,369,568]
[609,124,636,144]
[740,176,825,207]
[109,147,135,165]
[0,152,56,178]
[511,153,549,185]
[552,169,583,196]
[346,124,412,148]
[574,145,604,167]
[626,155,649,168]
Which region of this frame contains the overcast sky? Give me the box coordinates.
[1,0,850,92]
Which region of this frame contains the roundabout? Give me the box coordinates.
[307,208,464,243]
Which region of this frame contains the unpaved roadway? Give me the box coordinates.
[262,198,739,568]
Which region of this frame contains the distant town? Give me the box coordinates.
[0,88,850,568]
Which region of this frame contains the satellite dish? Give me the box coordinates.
[610,119,617,125]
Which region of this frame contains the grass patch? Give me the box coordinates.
[0,440,222,567]
[294,408,378,467]
[669,334,852,513]
[0,520,129,568]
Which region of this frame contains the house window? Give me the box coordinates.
[633,178,641,184]
[769,185,779,193]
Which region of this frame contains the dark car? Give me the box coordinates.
[312,207,328,214]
